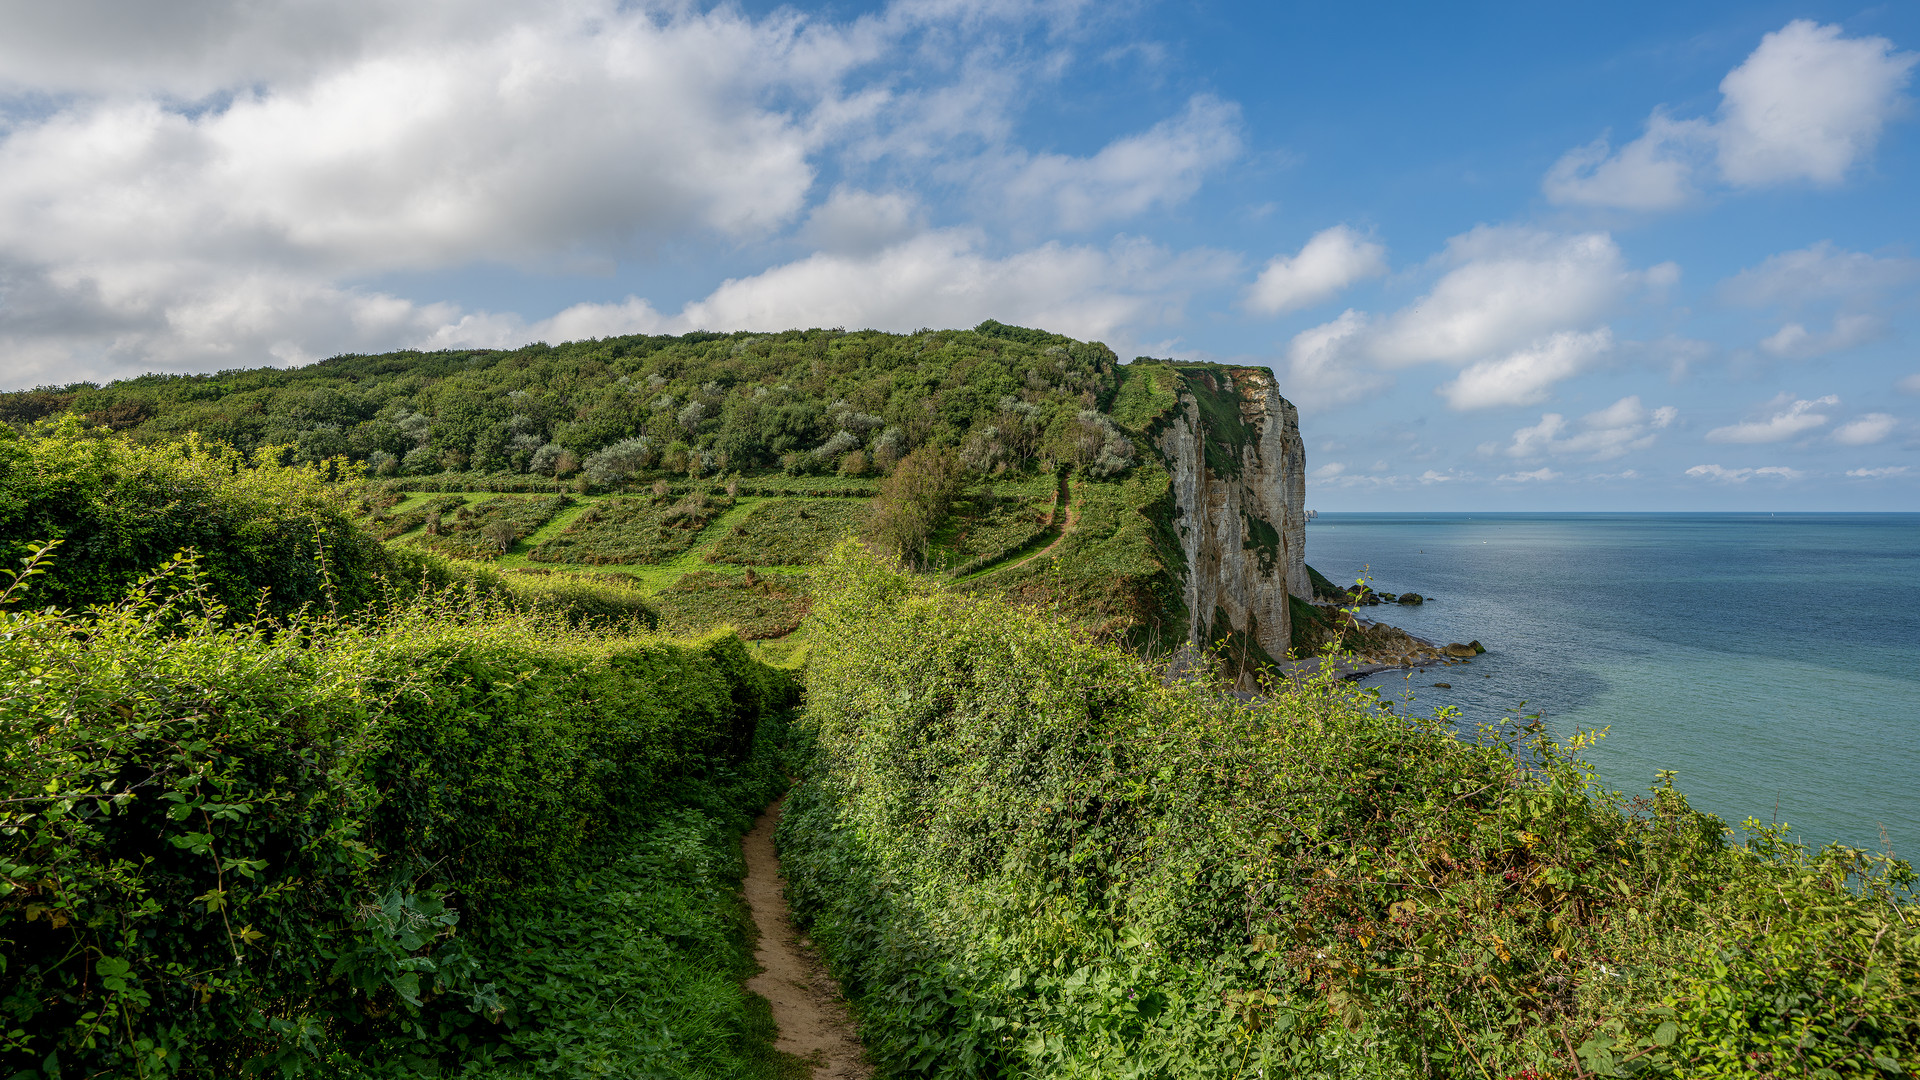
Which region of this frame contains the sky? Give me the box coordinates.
[1,0,1917,510]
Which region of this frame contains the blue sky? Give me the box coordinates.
[1,1,1916,509]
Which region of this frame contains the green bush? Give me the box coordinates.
[703,499,871,567]
[779,547,1919,1079]
[0,419,388,619]
[0,549,796,1077]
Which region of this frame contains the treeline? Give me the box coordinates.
[0,322,1142,485]
[783,546,1920,1079]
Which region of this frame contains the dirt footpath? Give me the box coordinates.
[743,800,872,1079]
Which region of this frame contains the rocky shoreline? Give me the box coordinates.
[1294,571,1487,681]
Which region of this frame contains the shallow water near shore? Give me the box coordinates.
[1307,512,1920,858]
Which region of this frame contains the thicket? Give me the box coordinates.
[781,547,1919,1079]
[411,495,573,560]
[0,547,797,1077]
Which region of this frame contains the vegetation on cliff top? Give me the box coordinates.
[784,544,1920,1079]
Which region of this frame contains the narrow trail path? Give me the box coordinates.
[955,477,1076,584]
[743,801,871,1080]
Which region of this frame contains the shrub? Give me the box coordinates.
[582,437,654,487]
[0,551,795,1076]
[653,570,810,640]
[408,494,572,560]
[780,547,1920,1080]
[0,419,389,619]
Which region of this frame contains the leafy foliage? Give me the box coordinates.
[0,548,796,1077]
[0,419,388,619]
[781,547,1920,1079]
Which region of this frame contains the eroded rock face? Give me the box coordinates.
[1152,366,1308,662]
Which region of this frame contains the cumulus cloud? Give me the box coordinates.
[998,96,1242,231]
[1705,395,1838,443]
[1832,413,1898,445]
[1503,394,1676,460]
[0,0,1252,385]
[1543,113,1711,210]
[1545,20,1918,208]
[1278,309,1389,408]
[425,229,1236,354]
[1721,242,1920,306]
[1437,329,1614,411]
[1758,314,1887,359]
[1368,228,1639,367]
[1686,464,1804,482]
[1245,225,1387,315]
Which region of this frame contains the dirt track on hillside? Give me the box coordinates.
[743,801,871,1079]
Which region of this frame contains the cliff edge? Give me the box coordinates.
[1120,362,1309,666]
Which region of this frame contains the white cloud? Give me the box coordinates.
[1846,466,1910,478]
[1497,467,1561,483]
[1686,464,1804,483]
[0,0,1249,385]
[1832,413,1898,446]
[1368,228,1633,367]
[1758,314,1887,359]
[1705,395,1838,443]
[1437,329,1613,411]
[424,229,1236,353]
[1721,242,1920,306]
[1901,374,1920,395]
[1718,20,1919,187]
[1544,20,1918,208]
[1543,113,1711,210]
[1278,309,1389,408]
[1311,462,1347,480]
[800,188,924,254]
[1503,394,1675,459]
[998,96,1242,230]
[1245,225,1387,315]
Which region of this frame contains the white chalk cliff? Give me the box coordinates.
[1150,366,1309,662]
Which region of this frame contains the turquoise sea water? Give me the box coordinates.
[1306,513,1920,859]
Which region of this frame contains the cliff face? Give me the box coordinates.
[1150,366,1308,664]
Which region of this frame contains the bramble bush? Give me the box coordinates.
[780,546,1919,1079]
[0,544,796,1078]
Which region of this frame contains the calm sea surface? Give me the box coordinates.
[1306,513,1920,858]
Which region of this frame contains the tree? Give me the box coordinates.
[867,446,963,568]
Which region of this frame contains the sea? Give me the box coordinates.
[1305,513,1920,860]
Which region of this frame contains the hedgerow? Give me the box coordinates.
[780,546,1919,1079]
[0,548,796,1077]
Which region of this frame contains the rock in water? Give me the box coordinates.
[1441,642,1477,658]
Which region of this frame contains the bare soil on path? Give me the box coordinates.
[743,800,872,1079]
